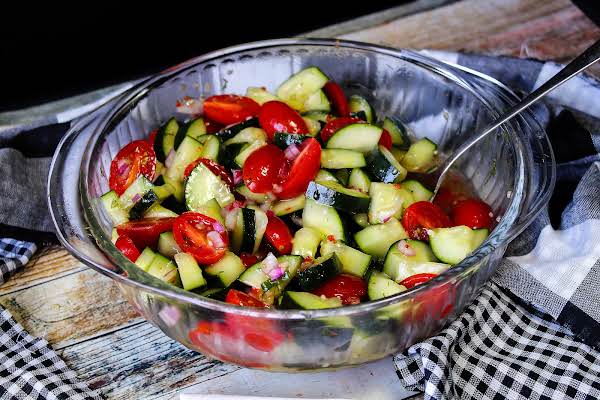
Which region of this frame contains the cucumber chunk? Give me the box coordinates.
[295,253,342,291]
[326,124,382,153]
[276,67,329,110]
[321,149,366,169]
[402,180,433,202]
[401,138,438,173]
[366,145,408,184]
[100,190,129,225]
[348,95,375,123]
[383,239,449,282]
[204,251,245,288]
[174,252,207,291]
[368,183,414,224]
[319,240,371,278]
[279,291,342,310]
[368,272,406,300]
[302,198,346,242]
[305,180,370,214]
[292,227,322,259]
[355,218,408,258]
[429,226,488,264]
[185,162,234,210]
[158,232,181,258]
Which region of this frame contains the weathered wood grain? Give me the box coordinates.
[59,321,240,400]
[0,268,140,348]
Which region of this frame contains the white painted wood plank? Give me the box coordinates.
[175,358,416,400]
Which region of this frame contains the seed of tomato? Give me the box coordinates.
[242,144,288,193]
[183,158,233,187]
[114,236,140,262]
[311,274,367,305]
[451,199,494,230]
[319,117,363,142]
[203,95,260,125]
[172,212,228,264]
[323,81,349,117]
[402,201,451,241]
[109,140,156,195]
[274,138,321,199]
[258,101,308,141]
[264,214,293,255]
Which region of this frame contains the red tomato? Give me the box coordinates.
[433,188,468,215]
[203,95,260,125]
[400,273,438,289]
[240,253,260,268]
[183,158,233,187]
[319,117,363,142]
[402,201,452,241]
[274,138,321,199]
[242,144,288,193]
[258,101,308,141]
[414,282,456,321]
[172,212,228,264]
[451,199,494,230]
[109,140,156,195]
[264,214,293,255]
[116,218,175,249]
[378,129,393,150]
[114,236,140,262]
[147,129,158,146]
[323,81,349,117]
[204,118,223,134]
[311,274,367,305]
[226,289,269,308]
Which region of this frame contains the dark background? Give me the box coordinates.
[0,2,406,112]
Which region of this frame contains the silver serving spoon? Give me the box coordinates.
[431,39,600,200]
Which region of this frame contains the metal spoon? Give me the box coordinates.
[431,38,600,200]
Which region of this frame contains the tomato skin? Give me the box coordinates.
[116,218,175,249]
[311,274,367,305]
[183,158,233,187]
[115,236,140,262]
[258,101,308,141]
[400,273,438,289]
[451,199,494,230]
[204,118,223,134]
[378,129,393,150]
[323,81,349,117]
[203,95,260,125]
[402,201,452,241]
[264,215,293,255]
[320,117,363,142]
[240,253,260,268]
[172,212,228,264]
[226,289,269,308]
[433,188,468,215]
[109,140,156,195]
[242,144,288,193]
[147,129,158,146]
[274,138,321,199]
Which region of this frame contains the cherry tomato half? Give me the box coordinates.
[242,144,288,193]
[451,199,494,230]
[402,201,452,241]
[258,101,308,141]
[323,81,349,117]
[240,253,260,268]
[203,95,260,125]
[114,236,140,262]
[116,218,175,249]
[399,273,438,289]
[378,129,393,150]
[173,212,229,264]
[432,188,468,215]
[226,289,269,308]
[203,118,224,134]
[311,274,367,305]
[264,214,293,255]
[319,117,363,142]
[274,138,321,199]
[183,158,233,188]
[109,140,156,195]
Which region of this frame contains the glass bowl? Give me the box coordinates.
[48,38,555,371]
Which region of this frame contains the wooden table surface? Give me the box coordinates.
[2,0,599,399]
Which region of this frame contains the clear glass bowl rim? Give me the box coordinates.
[53,38,555,320]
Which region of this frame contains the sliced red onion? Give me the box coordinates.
[231,169,242,185]
[268,267,284,280]
[212,221,225,234]
[176,96,203,115]
[164,149,176,169]
[262,252,279,274]
[207,231,225,248]
[284,144,301,161]
[397,240,416,257]
[382,216,392,223]
[158,305,181,327]
[131,193,142,203]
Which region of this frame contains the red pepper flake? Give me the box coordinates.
[327,235,336,243]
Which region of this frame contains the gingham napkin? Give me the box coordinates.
[2,51,600,400]
[393,51,600,399]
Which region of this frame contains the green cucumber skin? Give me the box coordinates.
[305,181,370,214]
[366,147,405,183]
[240,208,256,254]
[273,133,309,149]
[295,254,341,291]
[216,118,259,141]
[128,190,158,220]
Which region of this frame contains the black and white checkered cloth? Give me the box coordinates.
[394,51,600,399]
[2,50,600,399]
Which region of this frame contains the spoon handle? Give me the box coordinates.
[433,38,600,198]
